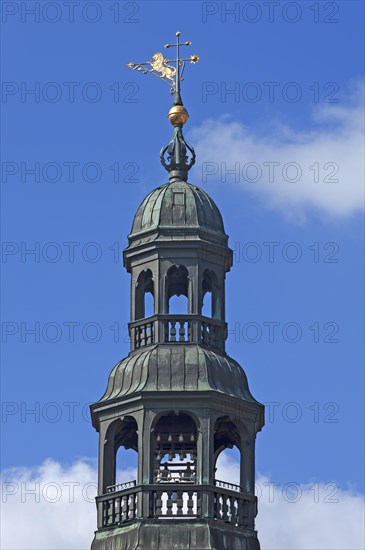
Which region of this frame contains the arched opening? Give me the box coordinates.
[166,265,189,314]
[152,412,198,517]
[215,447,241,487]
[202,269,221,320]
[144,290,154,318]
[104,416,138,492]
[135,269,154,319]
[214,417,241,488]
[153,412,197,484]
[115,447,138,485]
[168,294,189,314]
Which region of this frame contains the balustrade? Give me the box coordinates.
[97,480,256,529]
[129,314,226,351]
[215,479,242,492]
[132,320,155,349]
[154,488,198,517]
[101,488,138,527]
[106,480,136,493]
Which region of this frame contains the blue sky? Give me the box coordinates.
[1,1,364,548]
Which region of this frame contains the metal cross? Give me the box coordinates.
[126,31,199,104]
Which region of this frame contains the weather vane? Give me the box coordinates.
[126,32,198,182]
[126,31,199,106]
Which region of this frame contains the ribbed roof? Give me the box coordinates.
[98,345,257,403]
[130,181,225,237]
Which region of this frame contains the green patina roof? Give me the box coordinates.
[130,180,226,237]
[98,344,257,404]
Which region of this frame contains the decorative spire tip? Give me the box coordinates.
[126,32,198,182]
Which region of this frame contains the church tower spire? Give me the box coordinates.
[90,33,264,550]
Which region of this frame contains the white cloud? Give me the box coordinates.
[190,80,364,221]
[1,458,364,550]
[216,451,365,550]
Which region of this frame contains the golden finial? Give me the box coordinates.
[167,105,189,126]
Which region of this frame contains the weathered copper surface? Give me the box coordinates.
[129,181,225,238]
[98,344,257,403]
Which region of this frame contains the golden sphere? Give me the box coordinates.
[168,105,189,126]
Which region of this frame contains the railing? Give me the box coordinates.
[96,481,256,529]
[100,485,138,527]
[154,487,199,517]
[214,488,251,528]
[129,314,227,352]
[215,479,242,492]
[133,320,154,349]
[106,480,136,493]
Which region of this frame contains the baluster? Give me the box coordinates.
[129,494,135,519]
[221,493,229,522]
[121,495,128,522]
[187,490,194,515]
[115,496,120,524]
[166,491,174,516]
[103,500,108,527]
[155,491,163,516]
[143,323,147,346]
[207,323,212,345]
[150,321,154,344]
[176,490,184,516]
[107,499,112,525]
[170,321,176,342]
[231,497,239,525]
[178,321,185,341]
[109,497,115,525]
[213,492,219,520]
[196,491,201,517]
[203,322,207,344]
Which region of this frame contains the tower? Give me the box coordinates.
[90,33,264,550]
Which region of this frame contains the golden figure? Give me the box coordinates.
[149,53,177,84]
[127,31,199,98]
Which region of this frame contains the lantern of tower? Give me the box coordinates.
[90,33,264,550]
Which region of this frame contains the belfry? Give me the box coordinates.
[90,33,264,550]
